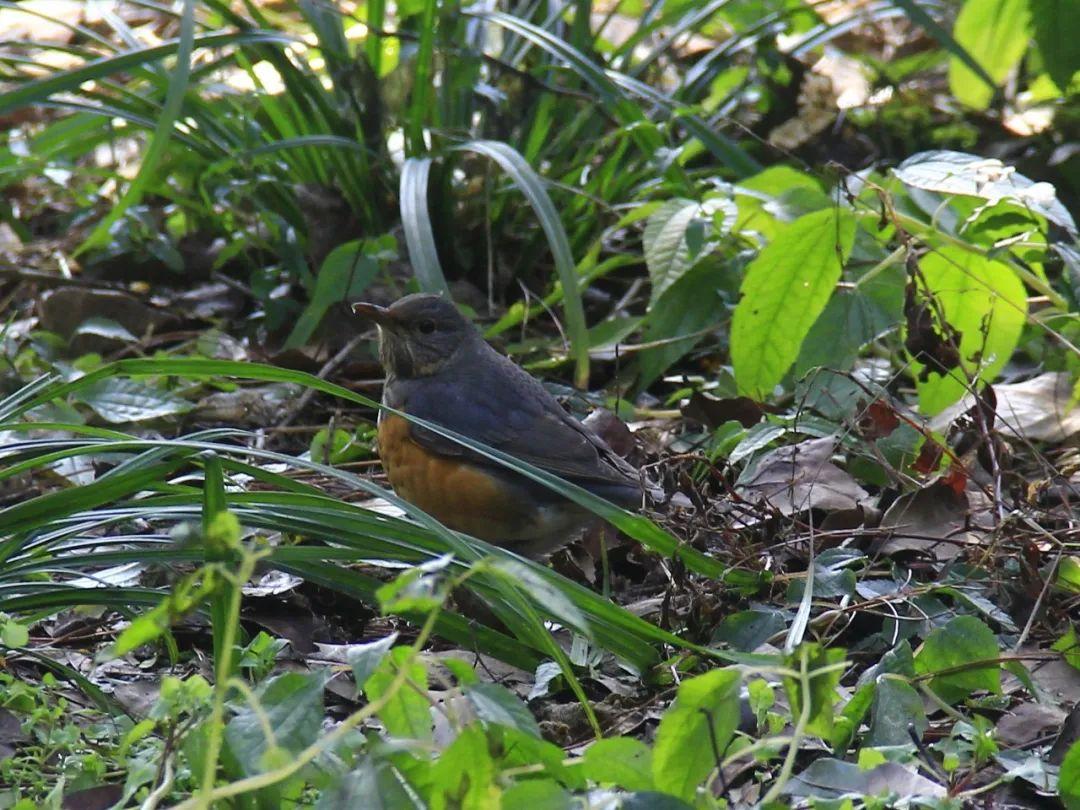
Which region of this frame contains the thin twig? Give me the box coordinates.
[1013,546,1063,652]
[279,333,368,427]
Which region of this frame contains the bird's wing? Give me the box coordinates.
[394,352,640,496]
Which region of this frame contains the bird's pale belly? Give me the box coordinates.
[377,413,587,552]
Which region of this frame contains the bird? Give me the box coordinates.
[352,293,646,558]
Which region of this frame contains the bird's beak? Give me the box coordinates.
[351,302,397,329]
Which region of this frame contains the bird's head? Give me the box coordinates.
[352,293,476,378]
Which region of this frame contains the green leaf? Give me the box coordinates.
[652,667,741,800]
[489,559,586,634]
[284,240,380,349]
[747,678,775,728]
[711,607,786,653]
[498,780,572,809]
[636,260,726,390]
[78,0,197,253]
[309,427,372,466]
[867,677,927,747]
[783,643,846,740]
[375,571,441,614]
[1052,625,1080,671]
[75,377,192,423]
[428,725,497,808]
[731,207,857,399]
[364,647,432,742]
[1061,740,1080,810]
[948,0,1031,109]
[464,682,541,738]
[104,573,216,659]
[911,247,1027,415]
[405,0,438,153]
[1030,0,1080,90]
[582,737,654,791]
[1058,557,1080,593]
[0,619,29,648]
[203,467,236,683]
[643,199,711,305]
[894,151,1076,235]
[224,670,330,775]
[607,71,760,175]
[490,725,578,785]
[620,794,695,810]
[737,165,824,198]
[205,510,242,555]
[915,615,1001,703]
[891,0,999,96]
[346,633,399,691]
[794,272,903,377]
[315,756,417,810]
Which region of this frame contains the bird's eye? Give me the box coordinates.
[418,319,436,334]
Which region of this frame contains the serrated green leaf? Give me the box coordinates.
[644,199,708,305]
[731,207,857,399]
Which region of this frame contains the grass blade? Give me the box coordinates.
[407,0,439,154]
[453,140,590,388]
[0,31,293,117]
[77,0,196,252]
[400,157,450,294]
[201,452,235,680]
[890,0,997,92]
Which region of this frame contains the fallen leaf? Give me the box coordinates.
[681,392,764,429]
[735,437,870,520]
[39,288,176,354]
[996,701,1067,747]
[872,480,990,561]
[931,372,1080,442]
[786,759,946,801]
